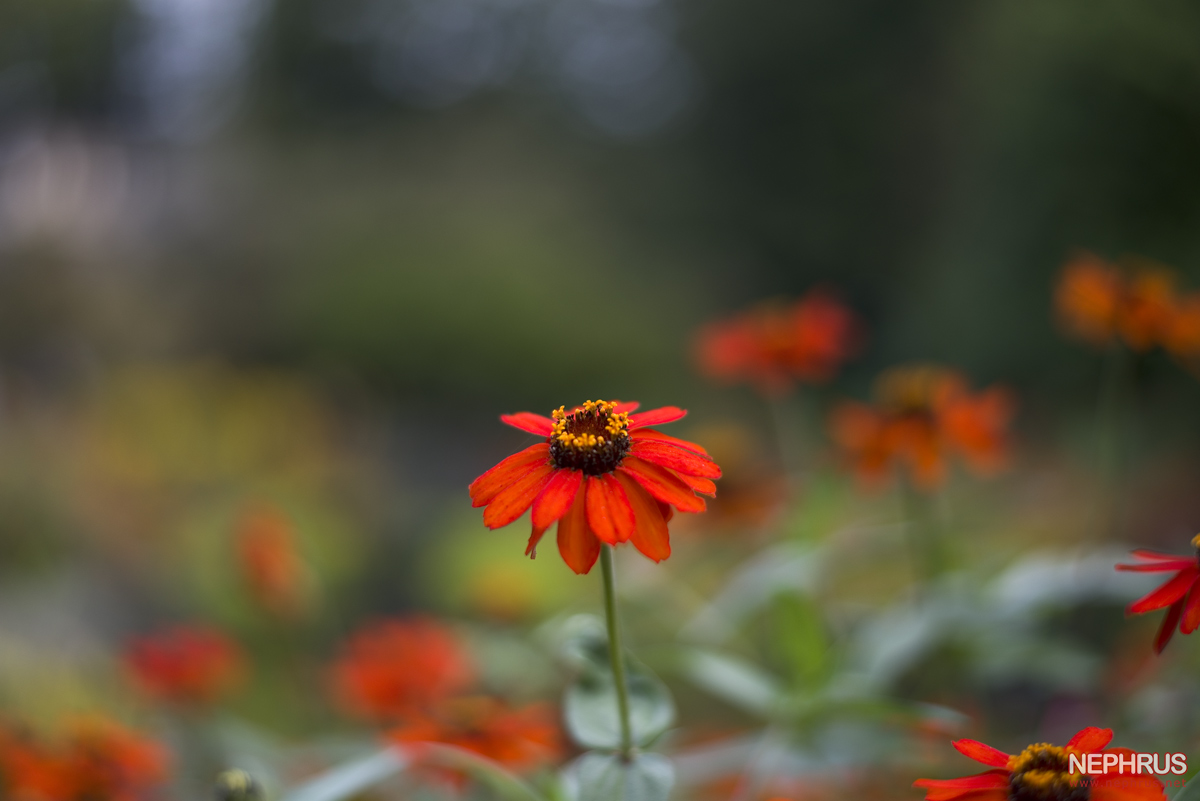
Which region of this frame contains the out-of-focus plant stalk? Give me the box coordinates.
[1094,342,1129,536]
[600,545,635,758]
[901,480,943,588]
[768,394,807,491]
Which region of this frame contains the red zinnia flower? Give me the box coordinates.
[829,365,1014,491]
[331,617,475,723]
[694,290,861,395]
[235,504,313,620]
[1116,537,1200,654]
[468,400,721,575]
[124,625,244,707]
[389,697,562,775]
[914,727,1164,801]
[65,719,170,801]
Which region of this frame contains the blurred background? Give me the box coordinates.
[5,0,1200,798]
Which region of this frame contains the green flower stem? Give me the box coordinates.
[901,479,943,587]
[600,545,635,758]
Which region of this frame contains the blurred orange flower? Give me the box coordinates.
[694,290,862,395]
[1055,251,1200,359]
[235,504,313,620]
[330,618,475,722]
[389,697,562,775]
[829,365,1014,491]
[914,726,1164,801]
[124,625,245,707]
[469,400,720,575]
[0,719,169,801]
[1116,537,1200,654]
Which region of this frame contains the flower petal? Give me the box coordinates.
[1131,549,1193,562]
[1091,764,1165,801]
[557,485,600,575]
[1066,727,1113,752]
[629,440,722,479]
[469,444,551,507]
[629,428,709,456]
[675,472,718,497]
[628,406,687,429]
[532,469,583,530]
[1154,598,1185,654]
[614,472,671,562]
[921,788,1010,801]
[1181,586,1200,634]
[613,401,640,413]
[914,772,1010,790]
[619,457,706,513]
[585,474,636,545]
[1117,561,1198,572]
[1127,567,1199,614]
[952,739,1011,768]
[525,526,548,558]
[501,413,555,437]
[483,464,554,529]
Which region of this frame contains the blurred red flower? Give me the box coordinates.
[389,697,562,775]
[469,400,721,574]
[829,365,1014,491]
[1116,538,1200,654]
[914,726,1164,801]
[124,625,244,707]
[694,290,861,395]
[1055,251,1200,359]
[331,618,475,722]
[235,504,313,620]
[0,719,169,801]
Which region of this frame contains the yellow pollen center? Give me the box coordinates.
[1007,744,1090,801]
[548,400,633,475]
[1191,533,1200,550]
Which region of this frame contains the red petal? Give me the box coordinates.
[469,444,550,506]
[914,772,1010,791]
[1182,586,1200,634]
[628,406,687,429]
[531,469,583,529]
[585,474,636,545]
[675,472,717,497]
[1154,598,1185,654]
[619,458,706,513]
[1066,727,1113,752]
[613,401,640,413]
[1131,549,1192,561]
[525,526,547,558]
[557,485,600,575]
[657,500,674,524]
[1127,567,1199,614]
[1091,765,1166,801]
[482,464,554,529]
[629,440,722,479]
[614,472,671,562]
[952,740,1011,768]
[501,412,555,437]
[1117,561,1198,572]
[629,428,709,456]
[921,789,1009,801]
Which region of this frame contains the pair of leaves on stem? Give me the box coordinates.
[560,618,676,801]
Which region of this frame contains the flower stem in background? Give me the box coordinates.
[901,480,943,588]
[1093,343,1129,536]
[600,545,634,758]
[768,394,807,487]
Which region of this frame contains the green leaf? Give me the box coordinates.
[281,749,408,801]
[681,648,785,719]
[769,592,829,690]
[564,661,676,750]
[1172,773,1200,801]
[566,752,674,801]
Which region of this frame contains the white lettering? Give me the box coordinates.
[1069,754,1088,775]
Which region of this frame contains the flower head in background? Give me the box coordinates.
[389,697,562,776]
[124,625,244,708]
[829,365,1014,491]
[331,618,475,722]
[469,400,721,574]
[694,290,862,395]
[235,504,314,620]
[1116,536,1200,654]
[1055,251,1200,360]
[914,727,1164,801]
[0,719,169,801]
